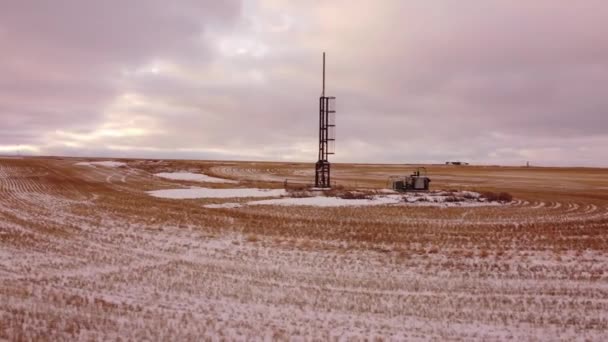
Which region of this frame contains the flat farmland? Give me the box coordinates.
[1,157,607,340]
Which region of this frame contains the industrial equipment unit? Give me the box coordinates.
[388,167,431,192]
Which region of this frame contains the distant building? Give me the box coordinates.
[445,161,469,166]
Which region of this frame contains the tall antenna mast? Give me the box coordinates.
[315,52,336,188]
[322,52,325,97]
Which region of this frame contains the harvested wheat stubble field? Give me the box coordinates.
[1,157,608,340]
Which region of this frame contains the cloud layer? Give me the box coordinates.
[1,0,607,166]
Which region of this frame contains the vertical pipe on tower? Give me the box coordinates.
[322,52,325,97]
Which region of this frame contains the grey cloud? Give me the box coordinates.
[0,0,243,148]
[1,1,242,65]
[1,0,607,166]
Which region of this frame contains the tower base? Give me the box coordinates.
[315,160,331,188]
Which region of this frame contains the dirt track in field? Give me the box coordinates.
[1,157,608,340]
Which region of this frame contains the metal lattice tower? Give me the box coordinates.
[315,52,336,188]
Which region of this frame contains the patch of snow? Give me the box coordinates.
[154,172,237,184]
[75,161,126,168]
[400,190,505,207]
[203,203,243,209]
[460,190,481,198]
[373,189,398,194]
[245,191,507,208]
[147,187,286,199]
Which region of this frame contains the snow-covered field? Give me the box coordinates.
[75,160,126,167]
[154,171,237,184]
[200,190,505,208]
[1,158,608,340]
[147,187,286,199]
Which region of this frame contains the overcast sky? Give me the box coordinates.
[1,1,607,166]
